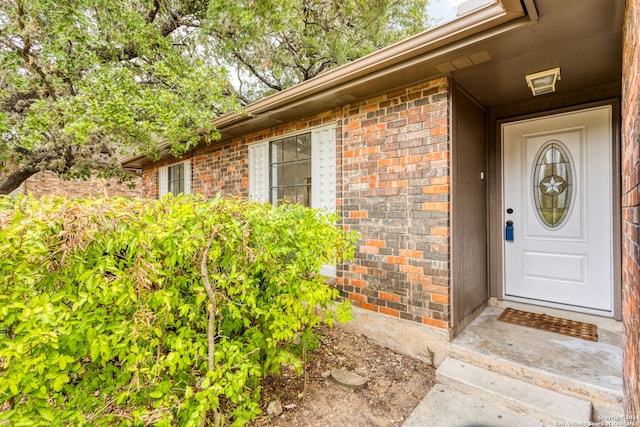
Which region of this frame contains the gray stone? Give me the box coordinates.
[330,368,368,390]
[267,399,282,416]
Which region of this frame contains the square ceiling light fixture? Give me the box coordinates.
[525,67,561,96]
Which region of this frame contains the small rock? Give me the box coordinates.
[330,368,368,390]
[267,399,282,416]
[284,403,297,410]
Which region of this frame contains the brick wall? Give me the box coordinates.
[20,171,141,198]
[142,109,342,199]
[338,78,450,329]
[622,0,640,416]
[143,78,452,330]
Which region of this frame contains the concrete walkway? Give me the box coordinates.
[403,305,624,426]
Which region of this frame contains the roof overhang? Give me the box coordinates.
[122,0,624,168]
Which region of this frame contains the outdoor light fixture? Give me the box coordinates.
[525,67,561,96]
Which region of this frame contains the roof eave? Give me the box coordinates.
[121,0,528,168]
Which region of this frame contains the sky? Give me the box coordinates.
[426,0,495,25]
[426,0,465,24]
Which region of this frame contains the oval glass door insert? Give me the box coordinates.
[532,140,574,228]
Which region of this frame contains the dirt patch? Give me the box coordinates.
[251,324,436,427]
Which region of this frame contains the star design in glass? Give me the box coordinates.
[540,175,566,196]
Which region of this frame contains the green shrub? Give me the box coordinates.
[0,194,356,426]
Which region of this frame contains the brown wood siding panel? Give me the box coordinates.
[451,84,488,328]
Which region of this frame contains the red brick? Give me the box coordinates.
[378,158,398,167]
[360,146,379,155]
[423,284,448,295]
[399,154,423,165]
[422,185,450,194]
[422,202,450,211]
[423,317,448,329]
[360,302,379,312]
[400,265,422,274]
[385,180,407,188]
[399,249,423,258]
[350,279,367,288]
[365,123,386,133]
[350,265,368,274]
[386,256,407,265]
[431,227,450,236]
[349,293,366,303]
[431,176,449,185]
[366,239,386,247]
[423,151,448,161]
[408,273,433,286]
[380,306,400,317]
[344,122,361,131]
[429,127,448,136]
[380,291,400,302]
[432,294,450,304]
[349,211,369,218]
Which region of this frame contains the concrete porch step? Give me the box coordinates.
[448,305,624,418]
[436,357,592,425]
[449,342,624,418]
[403,383,548,427]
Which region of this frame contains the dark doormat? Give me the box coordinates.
[497,307,598,342]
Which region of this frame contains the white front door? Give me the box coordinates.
[502,106,614,315]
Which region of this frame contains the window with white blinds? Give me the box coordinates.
[248,124,336,212]
[158,160,191,197]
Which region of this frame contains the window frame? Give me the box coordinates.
[158,160,191,197]
[248,124,336,211]
[269,132,313,207]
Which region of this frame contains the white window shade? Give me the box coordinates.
[183,160,191,194]
[311,126,337,212]
[311,125,337,277]
[158,166,168,197]
[248,141,269,202]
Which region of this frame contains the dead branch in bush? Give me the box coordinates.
[200,226,221,427]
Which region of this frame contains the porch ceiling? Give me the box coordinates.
[451,0,624,108]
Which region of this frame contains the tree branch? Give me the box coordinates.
[12,0,58,101]
[200,227,221,372]
[233,50,282,91]
[147,0,161,23]
[0,166,37,195]
[1,90,40,114]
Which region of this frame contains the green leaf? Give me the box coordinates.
[52,374,69,392]
[185,386,193,399]
[200,377,210,389]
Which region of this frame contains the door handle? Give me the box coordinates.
[505,220,514,241]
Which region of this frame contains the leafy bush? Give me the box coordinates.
[0,195,356,426]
